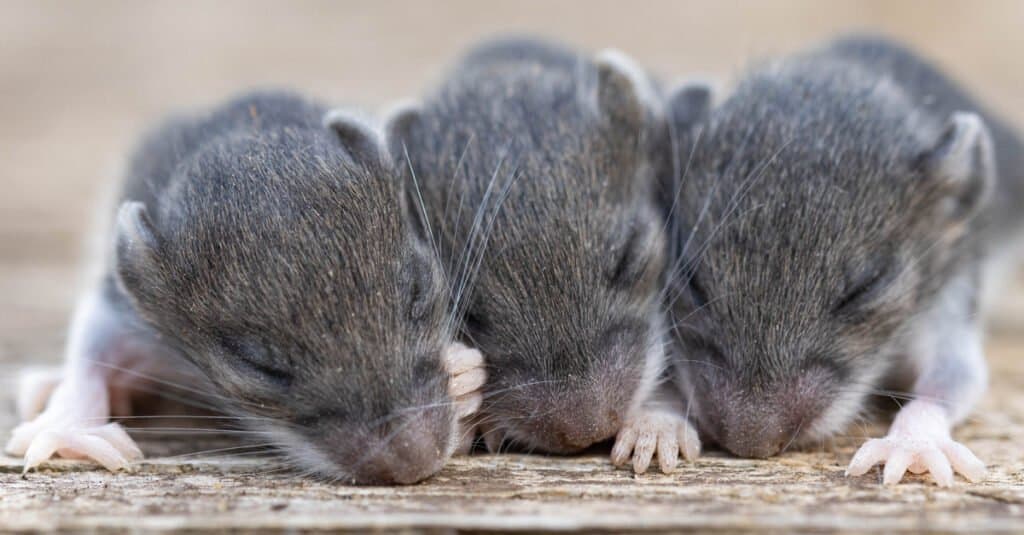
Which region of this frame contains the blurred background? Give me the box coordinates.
[1,0,1022,364]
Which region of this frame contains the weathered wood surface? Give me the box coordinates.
[0,448,1023,533]
[3,1,1024,532]
[1,263,1023,533]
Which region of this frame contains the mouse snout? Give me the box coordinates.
[696,358,837,459]
[326,418,450,485]
[716,411,796,459]
[707,380,828,459]
[538,402,623,452]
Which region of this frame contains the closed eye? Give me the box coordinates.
[832,261,895,316]
[609,233,640,288]
[293,407,350,428]
[237,357,293,388]
[219,335,293,388]
[608,220,659,290]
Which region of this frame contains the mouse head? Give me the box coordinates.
[665,68,994,458]
[389,49,668,453]
[116,116,458,484]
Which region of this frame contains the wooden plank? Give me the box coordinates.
[2,2,1024,530]
[1,330,1023,533]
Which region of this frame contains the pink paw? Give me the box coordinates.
[611,409,700,474]
[444,342,486,454]
[444,342,486,419]
[5,374,143,473]
[6,420,143,473]
[845,400,985,487]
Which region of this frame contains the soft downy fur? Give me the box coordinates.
[662,35,1023,466]
[388,37,670,453]
[7,91,480,485]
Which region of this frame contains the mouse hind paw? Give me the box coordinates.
[6,374,144,473]
[7,414,143,473]
[14,422,143,473]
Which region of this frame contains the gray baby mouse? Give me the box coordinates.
[373,37,698,471]
[5,91,487,485]
[662,35,1023,486]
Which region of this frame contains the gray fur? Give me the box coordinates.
[391,37,667,452]
[112,91,457,484]
[664,35,1023,458]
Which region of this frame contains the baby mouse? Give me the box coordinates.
[384,37,698,471]
[5,91,486,485]
[663,35,1023,486]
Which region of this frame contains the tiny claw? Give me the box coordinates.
[882,448,914,486]
[656,435,679,474]
[611,425,638,467]
[845,438,891,477]
[920,448,954,487]
[942,439,987,483]
[679,425,701,462]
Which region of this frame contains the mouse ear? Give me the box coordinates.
[383,100,423,170]
[668,81,713,131]
[919,111,995,222]
[114,201,163,298]
[594,49,652,134]
[383,102,434,244]
[323,109,383,163]
[608,208,664,291]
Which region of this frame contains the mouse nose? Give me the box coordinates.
[701,366,833,459]
[332,420,450,485]
[716,412,799,459]
[721,429,787,459]
[547,406,622,452]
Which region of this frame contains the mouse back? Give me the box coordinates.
[821,35,1024,240]
[120,91,328,210]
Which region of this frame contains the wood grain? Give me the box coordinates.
[2,1,1023,532]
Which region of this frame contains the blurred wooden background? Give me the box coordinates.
[2,0,1023,364]
[1,1,1022,532]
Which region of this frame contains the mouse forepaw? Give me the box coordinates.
[444,342,486,419]
[5,375,143,473]
[845,400,985,486]
[611,408,700,475]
